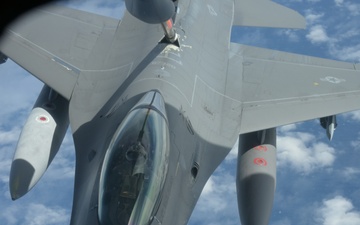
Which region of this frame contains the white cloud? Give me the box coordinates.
[232,28,269,46]
[1,203,69,225]
[225,124,299,163]
[0,155,11,183]
[349,130,360,151]
[305,10,325,25]
[198,173,236,213]
[42,130,75,180]
[306,25,330,44]
[0,126,21,145]
[191,163,239,225]
[334,0,344,7]
[225,124,335,176]
[1,205,20,225]
[0,127,19,184]
[225,139,238,162]
[277,29,300,42]
[329,43,360,62]
[317,196,360,225]
[332,1,360,16]
[277,132,336,173]
[345,3,360,16]
[279,124,298,133]
[341,110,360,122]
[271,218,292,225]
[0,60,42,124]
[301,2,360,62]
[25,204,69,225]
[340,167,360,179]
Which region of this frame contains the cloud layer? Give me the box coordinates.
[317,196,360,225]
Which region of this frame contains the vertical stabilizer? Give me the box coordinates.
[233,0,306,29]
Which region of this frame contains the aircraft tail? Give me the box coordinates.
[233,0,306,29]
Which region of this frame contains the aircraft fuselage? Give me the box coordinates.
[69,0,238,224]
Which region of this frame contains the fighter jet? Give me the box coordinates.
[0,0,359,225]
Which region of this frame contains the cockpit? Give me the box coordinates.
[98,91,170,225]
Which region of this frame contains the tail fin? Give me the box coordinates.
[233,0,306,29]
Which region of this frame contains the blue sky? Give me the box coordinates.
[1,0,360,224]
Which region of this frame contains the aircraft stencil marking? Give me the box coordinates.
[207,5,218,16]
[254,158,267,166]
[36,115,49,123]
[151,61,176,70]
[320,76,346,84]
[158,55,183,65]
[254,145,268,151]
[181,44,192,49]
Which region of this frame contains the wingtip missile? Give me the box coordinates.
[320,115,337,141]
[327,121,335,141]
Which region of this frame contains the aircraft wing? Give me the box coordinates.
[0,5,119,99]
[227,43,360,134]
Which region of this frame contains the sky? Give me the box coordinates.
[1,0,360,224]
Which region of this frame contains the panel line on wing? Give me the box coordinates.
[37,6,119,30]
[7,30,80,76]
[242,56,358,71]
[242,89,360,105]
[130,77,193,106]
[38,10,112,29]
[192,75,242,105]
[81,62,134,73]
[52,57,81,75]
[10,28,135,74]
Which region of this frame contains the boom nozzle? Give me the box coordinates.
[125,0,175,24]
[161,19,178,43]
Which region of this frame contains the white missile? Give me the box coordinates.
[9,85,69,200]
[326,115,337,141]
[320,115,337,141]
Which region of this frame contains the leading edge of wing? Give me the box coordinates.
[0,4,119,99]
[233,0,306,29]
[228,43,360,134]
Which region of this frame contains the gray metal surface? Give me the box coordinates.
[0,5,119,99]
[68,1,236,223]
[228,43,360,134]
[1,0,360,225]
